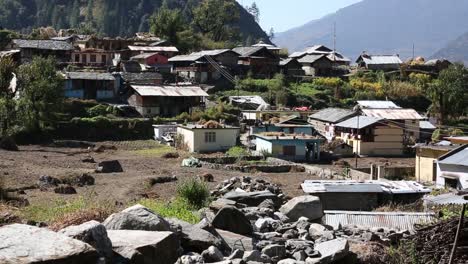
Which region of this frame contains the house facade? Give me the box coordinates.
[130,53,169,66]
[415,145,455,183]
[127,85,208,117]
[232,46,279,77]
[177,124,240,153]
[255,134,322,162]
[71,48,114,67]
[7,39,74,64]
[436,145,468,190]
[63,72,118,100]
[308,108,357,140]
[279,58,304,76]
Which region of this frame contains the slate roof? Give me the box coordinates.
[65,72,115,81]
[13,39,73,51]
[308,108,356,123]
[232,46,264,57]
[357,54,403,65]
[298,54,328,64]
[362,108,423,120]
[192,49,238,57]
[335,116,383,129]
[127,46,179,52]
[130,53,160,59]
[279,58,297,66]
[131,85,209,97]
[438,145,468,167]
[289,51,307,58]
[168,54,204,62]
[120,72,163,82]
[357,100,400,109]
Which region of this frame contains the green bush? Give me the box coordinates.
[176,178,210,209]
[138,198,200,224]
[87,104,112,117]
[226,146,249,158]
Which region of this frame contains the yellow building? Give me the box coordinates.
[415,145,457,183]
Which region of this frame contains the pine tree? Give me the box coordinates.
[69,0,81,28]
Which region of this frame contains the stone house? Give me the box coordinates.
[63,72,118,100]
[6,39,73,64]
[232,46,279,77]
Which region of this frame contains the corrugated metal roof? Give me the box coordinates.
[305,45,333,54]
[302,180,431,194]
[358,54,403,65]
[128,46,178,52]
[362,108,423,120]
[130,52,160,59]
[65,72,115,81]
[131,85,209,97]
[13,39,73,51]
[419,121,436,130]
[232,46,264,57]
[279,58,295,66]
[192,49,238,57]
[323,210,436,231]
[357,100,400,109]
[120,72,163,82]
[289,51,306,58]
[308,108,356,123]
[168,54,203,62]
[423,193,468,205]
[298,54,327,64]
[335,116,383,129]
[438,145,468,166]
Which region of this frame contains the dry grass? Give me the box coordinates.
[132,144,177,158]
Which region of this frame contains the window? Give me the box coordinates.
[205,132,216,143]
[90,54,96,63]
[101,55,106,63]
[74,54,80,62]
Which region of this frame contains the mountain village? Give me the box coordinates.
[0,4,467,264]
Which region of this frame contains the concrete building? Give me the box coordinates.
[308,108,357,140]
[71,48,114,67]
[436,145,468,190]
[335,116,404,156]
[153,124,177,141]
[251,115,316,136]
[128,85,208,117]
[255,134,322,162]
[177,124,240,153]
[415,145,456,183]
[63,72,118,100]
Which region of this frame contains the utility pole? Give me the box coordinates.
[412,43,415,59]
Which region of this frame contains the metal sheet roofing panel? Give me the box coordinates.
[362,108,423,120]
[335,116,382,129]
[357,100,400,109]
[423,193,468,205]
[65,72,115,81]
[323,211,436,231]
[308,108,356,123]
[128,46,179,52]
[302,180,430,194]
[298,54,327,64]
[131,85,209,97]
[438,145,468,166]
[361,55,403,65]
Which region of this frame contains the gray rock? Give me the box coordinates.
[224,191,280,207]
[273,212,290,223]
[258,199,276,210]
[305,238,349,264]
[243,250,263,262]
[278,259,303,264]
[362,232,381,242]
[217,229,254,251]
[282,229,299,239]
[210,199,237,211]
[255,218,280,232]
[0,224,98,263]
[279,196,323,222]
[228,249,245,260]
[173,218,228,253]
[293,250,307,261]
[285,240,315,253]
[198,208,216,222]
[103,204,171,232]
[202,246,224,263]
[212,207,253,236]
[261,244,286,259]
[308,224,327,240]
[176,252,204,264]
[96,160,123,173]
[59,220,113,259]
[107,230,180,264]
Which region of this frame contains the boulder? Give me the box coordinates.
[54,185,77,195]
[167,218,228,253]
[279,196,323,222]
[201,246,224,263]
[308,224,333,241]
[107,230,180,264]
[96,160,123,173]
[0,137,18,151]
[279,259,304,264]
[59,220,113,259]
[223,191,280,207]
[243,250,263,262]
[103,204,171,232]
[0,224,99,263]
[217,229,254,251]
[176,252,204,264]
[227,249,244,260]
[75,173,95,186]
[212,207,253,236]
[305,238,349,264]
[261,244,286,259]
[210,198,237,211]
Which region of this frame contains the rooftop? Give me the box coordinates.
[308,108,356,123]
[302,180,431,194]
[298,54,327,64]
[12,39,74,51]
[232,46,264,57]
[335,116,383,129]
[357,100,400,109]
[130,52,161,59]
[127,46,179,52]
[255,134,321,141]
[362,108,424,120]
[120,72,163,82]
[64,72,115,81]
[438,145,468,167]
[131,85,208,97]
[357,54,403,65]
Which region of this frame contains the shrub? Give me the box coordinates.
[226,146,249,158]
[138,198,200,224]
[176,178,210,209]
[87,104,112,117]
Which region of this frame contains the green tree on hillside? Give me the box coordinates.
[0,57,16,136]
[192,0,240,42]
[149,5,186,45]
[427,63,468,124]
[16,57,64,132]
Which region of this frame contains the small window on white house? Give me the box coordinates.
[205,132,216,143]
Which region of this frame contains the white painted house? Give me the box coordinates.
[436,145,468,190]
[176,124,240,153]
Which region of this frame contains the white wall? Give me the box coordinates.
[436,163,468,189]
[177,127,239,153]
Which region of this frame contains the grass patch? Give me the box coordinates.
[132,144,176,157]
[291,83,321,97]
[177,178,211,209]
[19,195,116,228]
[138,198,200,224]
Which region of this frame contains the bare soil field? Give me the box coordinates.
[0,140,316,207]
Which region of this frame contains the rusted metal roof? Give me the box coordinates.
[323,210,436,231]
[127,46,179,52]
[131,85,208,97]
[362,108,423,120]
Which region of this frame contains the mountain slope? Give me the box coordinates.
[431,32,468,65]
[275,0,468,61]
[0,0,269,42]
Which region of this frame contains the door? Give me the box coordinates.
[283,145,296,156]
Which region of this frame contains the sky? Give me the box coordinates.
[237,0,362,33]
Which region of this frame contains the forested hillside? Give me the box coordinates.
[431,31,468,65]
[0,0,269,43]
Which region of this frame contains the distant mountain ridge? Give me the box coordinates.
[431,32,468,65]
[275,0,468,61]
[0,0,269,43]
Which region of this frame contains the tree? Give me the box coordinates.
[427,63,468,124]
[69,0,81,28]
[149,5,186,45]
[192,0,240,42]
[268,27,275,41]
[247,2,260,23]
[0,57,16,136]
[16,57,64,132]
